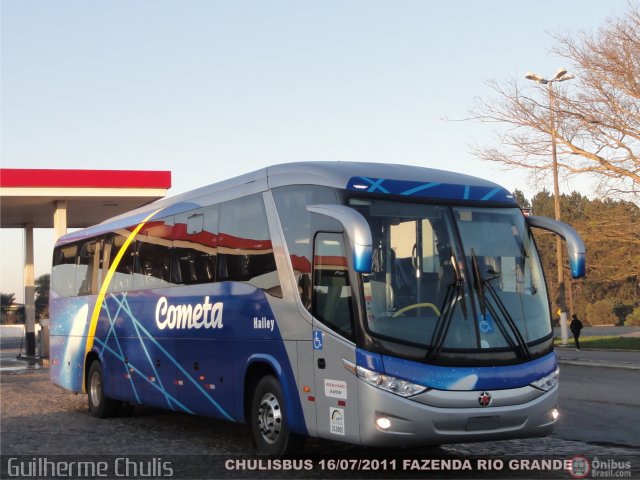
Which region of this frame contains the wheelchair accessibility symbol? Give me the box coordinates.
[479,314,494,334]
[313,331,323,350]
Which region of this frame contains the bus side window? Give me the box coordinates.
[106,232,135,293]
[134,217,174,290]
[52,243,78,297]
[218,195,281,296]
[76,240,101,295]
[173,207,218,285]
[312,232,354,340]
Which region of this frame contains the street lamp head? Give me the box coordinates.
[553,68,568,80]
[525,72,547,84]
[527,69,573,85]
[557,74,575,82]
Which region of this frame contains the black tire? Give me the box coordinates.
[250,375,305,455]
[87,361,119,418]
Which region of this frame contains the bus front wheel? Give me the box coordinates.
[87,361,119,418]
[250,375,304,455]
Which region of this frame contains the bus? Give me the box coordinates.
[50,162,585,455]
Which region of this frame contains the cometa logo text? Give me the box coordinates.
[155,296,223,330]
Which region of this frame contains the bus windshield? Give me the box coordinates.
[350,199,551,352]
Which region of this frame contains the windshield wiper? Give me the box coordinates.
[428,248,468,360]
[470,249,531,358]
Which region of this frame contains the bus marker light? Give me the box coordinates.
[308,396,315,402]
[338,400,346,407]
[175,380,184,386]
[199,375,205,381]
[376,417,391,430]
[303,386,311,393]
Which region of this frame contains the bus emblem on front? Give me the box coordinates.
[478,391,492,407]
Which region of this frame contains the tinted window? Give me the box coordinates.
[313,232,354,340]
[173,207,218,285]
[106,232,135,293]
[133,217,174,289]
[52,244,78,297]
[76,240,101,295]
[218,194,280,295]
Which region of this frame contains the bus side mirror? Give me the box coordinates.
[526,215,586,279]
[306,204,373,273]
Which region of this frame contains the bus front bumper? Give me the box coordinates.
[357,381,558,447]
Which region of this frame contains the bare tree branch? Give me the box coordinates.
[468,3,640,201]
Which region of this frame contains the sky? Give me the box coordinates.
[0,0,631,302]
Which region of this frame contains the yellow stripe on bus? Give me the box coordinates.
[82,209,161,393]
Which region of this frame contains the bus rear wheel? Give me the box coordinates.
[250,375,304,455]
[87,361,119,418]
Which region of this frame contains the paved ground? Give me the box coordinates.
[556,346,640,370]
[554,364,640,449]
[2,363,638,458]
[1,336,638,456]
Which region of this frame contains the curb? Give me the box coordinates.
[558,358,640,371]
[555,346,640,353]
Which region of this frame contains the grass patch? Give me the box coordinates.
[555,336,640,350]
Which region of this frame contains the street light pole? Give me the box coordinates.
[525,68,574,345]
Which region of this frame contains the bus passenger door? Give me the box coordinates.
[312,232,360,444]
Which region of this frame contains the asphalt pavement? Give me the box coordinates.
[556,347,640,370]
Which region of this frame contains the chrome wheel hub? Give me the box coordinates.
[257,392,282,444]
[90,372,102,405]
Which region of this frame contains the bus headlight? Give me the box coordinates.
[530,367,559,391]
[356,365,427,397]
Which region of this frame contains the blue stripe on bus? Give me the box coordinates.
[347,177,517,204]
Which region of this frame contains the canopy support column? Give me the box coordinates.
[54,199,67,239]
[23,223,36,357]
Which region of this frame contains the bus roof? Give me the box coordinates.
[56,162,516,245]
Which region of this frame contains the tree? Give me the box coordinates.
[1,292,21,325]
[528,190,639,324]
[626,306,640,326]
[34,274,50,320]
[586,299,618,326]
[1,293,16,307]
[469,3,640,200]
[512,189,531,209]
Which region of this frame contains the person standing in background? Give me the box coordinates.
[570,314,584,351]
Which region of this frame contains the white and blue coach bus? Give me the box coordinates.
[50,162,585,455]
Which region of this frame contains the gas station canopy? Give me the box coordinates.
[0,168,172,229]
